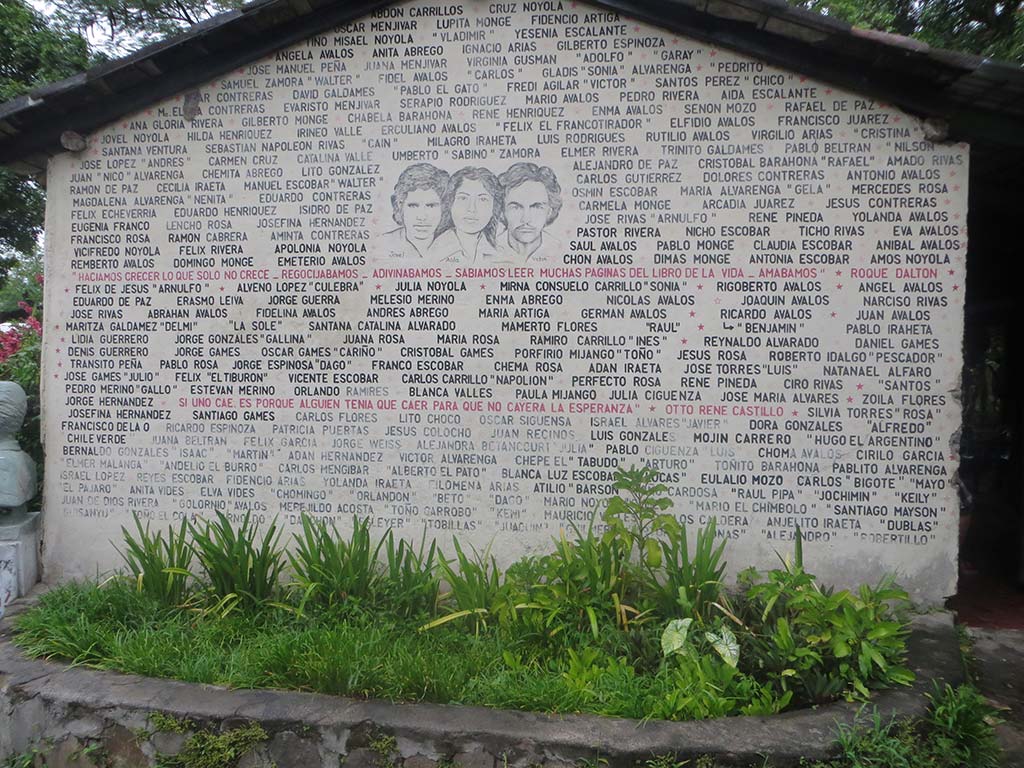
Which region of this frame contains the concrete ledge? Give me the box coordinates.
[0,600,963,768]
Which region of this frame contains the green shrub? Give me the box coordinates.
[288,515,442,618]
[602,465,678,570]
[601,465,726,626]
[497,466,722,649]
[511,519,639,642]
[654,517,726,624]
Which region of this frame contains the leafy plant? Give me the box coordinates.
[602,466,725,624]
[561,646,610,694]
[189,511,285,611]
[652,648,793,722]
[656,518,727,624]
[705,625,739,668]
[379,529,440,619]
[116,513,193,606]
[528,520,644,639]
[288,514,383,611]
[662,617,740,669]
[661,618,693,657]
[602,465,678,572]
[653,653,744,720]
[743,531,913,703]
[925,682,1001,767]
[497,466,689,646]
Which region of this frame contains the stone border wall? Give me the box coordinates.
[0,598,961,768]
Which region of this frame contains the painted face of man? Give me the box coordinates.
[504,180,551,246]
[402,188,442,243]
[451,179,494,236]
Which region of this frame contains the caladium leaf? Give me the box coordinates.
[661,618,692,657]
[706,626,740,667]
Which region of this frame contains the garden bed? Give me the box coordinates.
[8,469,925,722]
[0,601,962,768]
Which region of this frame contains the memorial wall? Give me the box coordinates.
[42,0,968,601]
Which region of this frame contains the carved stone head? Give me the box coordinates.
[0,382,27,444]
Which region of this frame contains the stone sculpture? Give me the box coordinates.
[0,381,38,615]
[0,381,36,511]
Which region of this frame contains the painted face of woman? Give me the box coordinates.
[450,179,494,236]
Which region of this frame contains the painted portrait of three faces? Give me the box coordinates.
[382,162,564,264]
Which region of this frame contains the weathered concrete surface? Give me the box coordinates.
[0,604,962,768]
[970,627,1024,767]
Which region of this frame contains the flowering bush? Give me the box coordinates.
[1,300,42,364]
[0,296,44,479]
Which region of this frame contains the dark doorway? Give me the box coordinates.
[949,162,1024,629]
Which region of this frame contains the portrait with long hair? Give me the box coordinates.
[381,163,449,259]
[429,166,504,264]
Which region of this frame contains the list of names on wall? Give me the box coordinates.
[46,0,967,597]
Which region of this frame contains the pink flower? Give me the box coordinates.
[0,328,23,364]
[11,302,42,337]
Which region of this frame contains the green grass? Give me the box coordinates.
[802,683,1001,768]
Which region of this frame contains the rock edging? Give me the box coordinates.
[0,600,962,768]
